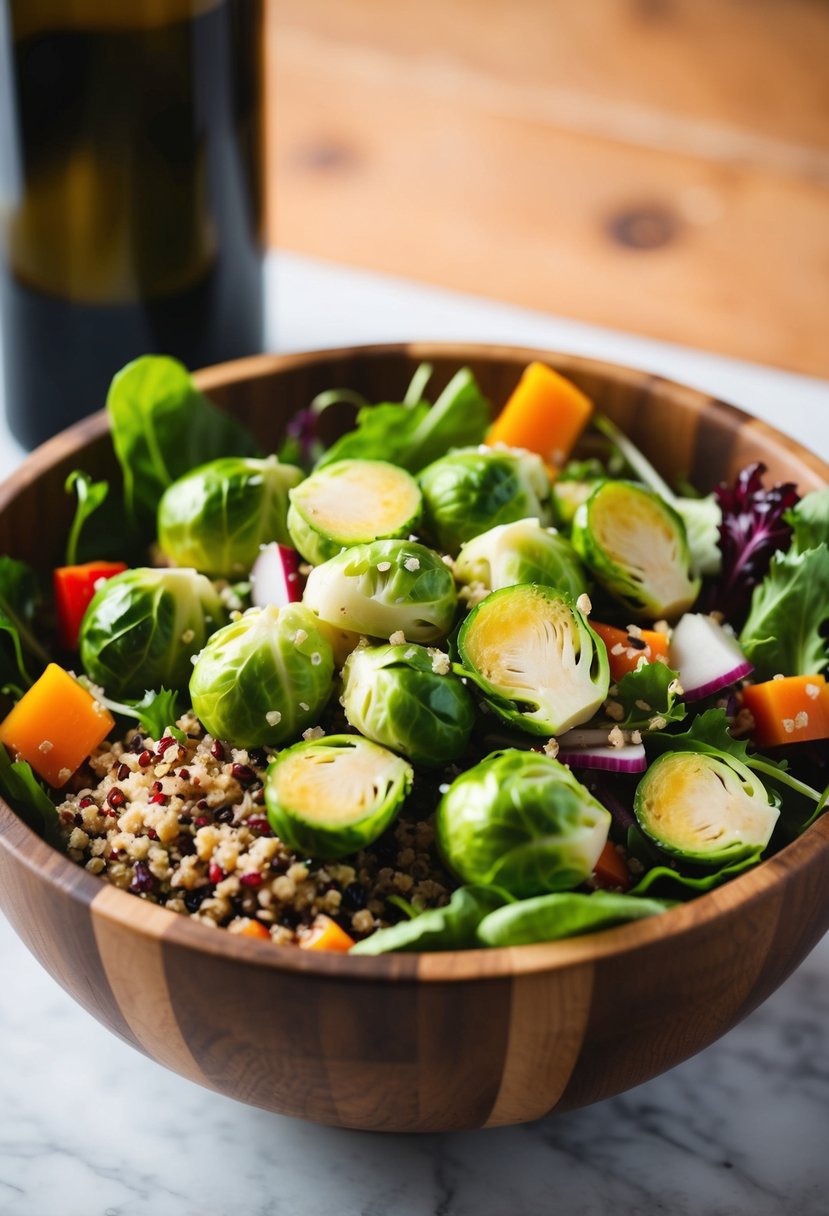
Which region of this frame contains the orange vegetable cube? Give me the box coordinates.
[592,840,631,892]
[299,914,356,953]
[0,663,114,787]
[486,362,593,471]
[234,918,272,941]
[590,620,670,682]
[741,675,829,749]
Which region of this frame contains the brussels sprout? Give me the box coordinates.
[435,749,611,899]
[264,734,412,859]
[454,517,588,600]
[457,584,609,735]
[287,458,423,565]
[303,539,457,644]
[189,603,334,748]
[341,643,475,767]
[571,480,699,620]
[634,750,780,865]
[157,455,303,577]
[418,447,552,554]
[80,567,224,699]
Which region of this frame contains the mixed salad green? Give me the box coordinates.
[0,354,826,954]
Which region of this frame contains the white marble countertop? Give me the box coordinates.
[0,253,828,1215]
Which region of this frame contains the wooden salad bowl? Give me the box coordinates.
[0,344,827,1133]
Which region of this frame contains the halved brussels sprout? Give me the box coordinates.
[157,456,303,577]
[435,749,611,899]
[189,603,334,748]
[457,584,609,735]
[418,447,552,554]
[287,458,423,566]
[454,517,588,600]
[80,567,224,699]
[341,643,475,767]
[264,734,412,859]
[302,539,457,644]
[571,481,699,620]
[634,751,780,865]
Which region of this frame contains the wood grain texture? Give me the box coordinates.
[0,345,827,1131]
[266,0,829,375]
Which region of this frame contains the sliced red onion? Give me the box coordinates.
[558,743,647,773]
[669,612,753,701]
[250,543,304,609]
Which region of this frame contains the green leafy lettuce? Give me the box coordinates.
[739,544,829,679]
[0,745,63,849]
[607,660,686,731]
[0,556,50,688]
[786,488,829,553]
[350,885,510,954]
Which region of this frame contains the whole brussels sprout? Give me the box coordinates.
[342,643,475,767]
[287,458,423,566]
[436,749,611,899]
[417,447,552,554]
[634,750,779,865]
[571,480,699,620]
[457,583,608,736]
[303,539,457,644]
[80,567,224,699]
[157,455,303,577]
[454,517,588,600]
[189,603,334,748]
[264,735,412,859]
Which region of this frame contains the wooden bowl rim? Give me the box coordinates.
[1,342,827,984]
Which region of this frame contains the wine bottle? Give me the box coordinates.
[0,0,264,448]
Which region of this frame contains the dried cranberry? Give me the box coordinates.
[78,796,95,809]
[240,871,263,889]
[246,816,271,835]
[106,787,126,810]
[129,861,155,894]
[210,740,225,761]
[208,861,223,884]
[196,799,208,810]
[178,768,190,781]
[138,750,154,768]
[146,827,159,840]
[231,763,255,784]
[150,780,163,793]
[157,735,178,755]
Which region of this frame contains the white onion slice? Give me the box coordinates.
[669,613,752,701]
[250,543,304,609]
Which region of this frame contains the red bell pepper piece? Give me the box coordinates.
[53,561,128,650]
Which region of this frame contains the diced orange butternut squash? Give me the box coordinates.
[234,918,272,941]
[592,840,632,892]
[299,914,356,953]
[0,663,114,787]
[486,362,593,470]
[741,675,829,748]
[590,620,670,682]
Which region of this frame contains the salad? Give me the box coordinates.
[0,354,826,955]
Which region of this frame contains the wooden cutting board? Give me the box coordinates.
[265,0,829,378]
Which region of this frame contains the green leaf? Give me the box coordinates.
[475,889,674,946]
[739,544,829,678]
[315,367,490,474]
[0,556,50,687]
[107,356,262,531]
[0,744,63,849]
[608,660,686,731]
[79,682,185,744]
[64,470,110,566]
[628,847,763,898]
[786,488,829,554]
[350,885,510,954]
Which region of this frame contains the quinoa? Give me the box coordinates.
[57,713,451,946]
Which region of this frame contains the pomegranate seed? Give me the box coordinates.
[151,780,163,793]
[196,799,208,810]
[208,861,223,884]
[117,763,130,781]
[138,750,153,768]
[211,740,225,761]
[107,788,126,810]
[231,763,255,784]
[195,815,210,827]
[78,796,95,809]
[240,871,263,889]
[247,816,271,834]
[157,736,178,755]
[178,768,190,781]
[149,793,167,805]
[146,827,159,840]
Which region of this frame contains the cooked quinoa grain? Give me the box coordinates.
[57,715,451,945]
